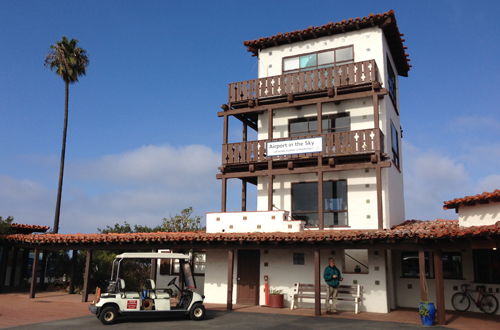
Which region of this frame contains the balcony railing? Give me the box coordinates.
[228,60,379,104]
[223,129,384,165]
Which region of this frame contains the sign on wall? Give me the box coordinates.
[266,137,323,157]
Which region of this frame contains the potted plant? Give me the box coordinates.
[268,288,284,308]
[419,301,436,326]
[418,273,436,326]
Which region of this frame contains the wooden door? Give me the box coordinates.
[237,250,260,305]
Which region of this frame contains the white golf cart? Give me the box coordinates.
[89,252,205,325]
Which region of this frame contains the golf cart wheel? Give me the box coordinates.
[190,303,206,321]
[99,306,118,325]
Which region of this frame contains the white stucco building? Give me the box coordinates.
[206,10,411,312]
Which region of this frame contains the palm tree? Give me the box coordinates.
[45,36,89,233]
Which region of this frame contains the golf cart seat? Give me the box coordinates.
[145,279,170,299]
[118,278,140,299]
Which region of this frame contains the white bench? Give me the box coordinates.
[290,283,362,314]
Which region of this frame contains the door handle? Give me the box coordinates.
[237,277,241,280]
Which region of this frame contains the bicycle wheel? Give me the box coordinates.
[479,294,499,314]
[451,292,470,311]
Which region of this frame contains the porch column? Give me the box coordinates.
[9,247,19,287]
[68,250,77,294]
[418,250,427,301]
[227,249,234,311]
[0,245,11,292]
[29,249,40,299]
[314,249,321,316]
[38,251,47,290]
[434,248,446,325]
[150,249,158,282]
[82,250,92,303]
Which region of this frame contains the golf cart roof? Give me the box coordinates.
[115,252,190,260]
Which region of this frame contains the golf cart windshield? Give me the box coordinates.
[113,252,197,289]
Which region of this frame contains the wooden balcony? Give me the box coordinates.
[222,129,384,166]
[228,60,379,107]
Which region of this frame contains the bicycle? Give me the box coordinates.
[451,284,498,314]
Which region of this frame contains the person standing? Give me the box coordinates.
[324,258,343,314]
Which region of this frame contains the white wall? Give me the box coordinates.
[257,168,402,230]
[459,203,500,227]
[206,211,305,233]
[257,27,384,80]
[204,247,391,313]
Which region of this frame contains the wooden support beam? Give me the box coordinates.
[314,249,321,316]
[9,247,19,287]
[376,165,383,229]
[434,248,446,325]
[318,170,324,230]
[221,177,227,212]
[218,89,388,117]
[268,172,273,211]
[242,180,247,211]
[150,249,158,281]
[227,249,234,311]
[82,250,92,303]
[418,250,427,302]
[0,245,11,293]
[69,250,77,294]
[39,251,47,290]
[29,249,39,299]
[217,160,393,180]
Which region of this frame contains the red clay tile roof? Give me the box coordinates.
[243,10,411,77]
[3,220,499,246]
[10,223,50,234]
[443,189,500,210]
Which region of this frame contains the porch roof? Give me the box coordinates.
[243,10,411,77]
[11,223,49,234]
[3,219,500,247]
[443,189,500,210]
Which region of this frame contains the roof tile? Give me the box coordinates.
[443,189,500,209]
[3,220,500,246]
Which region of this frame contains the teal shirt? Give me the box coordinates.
[324,265,342,288]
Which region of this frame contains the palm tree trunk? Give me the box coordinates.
[53,81,69,233]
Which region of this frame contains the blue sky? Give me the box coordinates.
[1,0,499,234]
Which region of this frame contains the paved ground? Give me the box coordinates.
[0,291,499,329]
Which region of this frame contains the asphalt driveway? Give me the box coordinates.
[5,310,447,330]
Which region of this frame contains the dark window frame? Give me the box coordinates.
[473,249,500,284]
[293,253,305,265]
[288,113,350,138]
[282,45,354,74]
[401,251,431,278]
[400,251,463,280]
[291,180,348,228]
[387,54,398,113]
[391,120,400,169]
